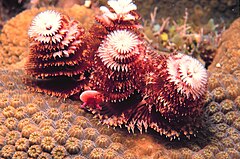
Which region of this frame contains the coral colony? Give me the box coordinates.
[25,0,208,140]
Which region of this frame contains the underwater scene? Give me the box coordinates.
[0,0,239,158]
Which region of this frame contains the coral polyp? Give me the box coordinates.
[28,145,42,158]
[25,10,93,98]
[65,137,81,154]
[51,145,68,158]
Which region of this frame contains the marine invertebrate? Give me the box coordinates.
[38,152,53,158]
[95,134,111,148]
[12,151,28,159]
[226,84,239,100]
[32,111,47,124]
[4,117,18,130]
[215,131,225,139]
[41,125,55,136]
[89,28,152,103]
[29,131,43,145]
[205,101,220,115]
[39,119,55,128]
[83,128,100,141]
[221,137,234,148]
[94,0,140,31]
[25,10,93,98]
[216,123,228,132]
[73,156,88,159]
[215,151,231,159]
[73,116,91,128]
[21,124,39,138]
[0,5,95,68]
[203,91,212,105]
[233,117,240,130]
[209,112,225,124]
[220,99,234,113]
[227,148,240,158]
[220,75,236,87]
[15,138,30,151]
[108,142,125,153]
[123,150,138,159]
[41,136,56,152]
[110,133,124,143]
[211,87,226,102]
[68,125,83,139]
[1,1,240,159]
[229,131,240,143]
[2,105,15,118]
[0,145,15,158]
[103,148,119,159]
[62,111,75,122]
[51,145,68,159]
[84,1,152,105]
[234,95,240,109]
[55,118,71,130]
[10,97,23,108]
[0,125,9,136]
[81,139,96,155]
[0,114,5,126]
[208,75,221,91]
[89,148,104,159]
[80,90,103,110]
[53,128,69,145]
[200,149,215,159]
[96,53,208,139]
[33,96,47,108]
[191,153,205,159]
[15,106,28,120]
[17,118,32,131]
[0,98,9,109]
[28,145,42,158]
[98,125,116,135]
[26,103,40,115]
[225,112,237,126]
[5,81,16,90]
[47,108,62,120]
[5,130,21,145]
[179,148,193,159]
[65,137,81,154]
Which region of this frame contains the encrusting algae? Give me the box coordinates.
[0,0,240,159]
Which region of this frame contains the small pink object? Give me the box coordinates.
[79,90,103,110]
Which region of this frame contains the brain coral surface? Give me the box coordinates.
[0,6,240,159]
